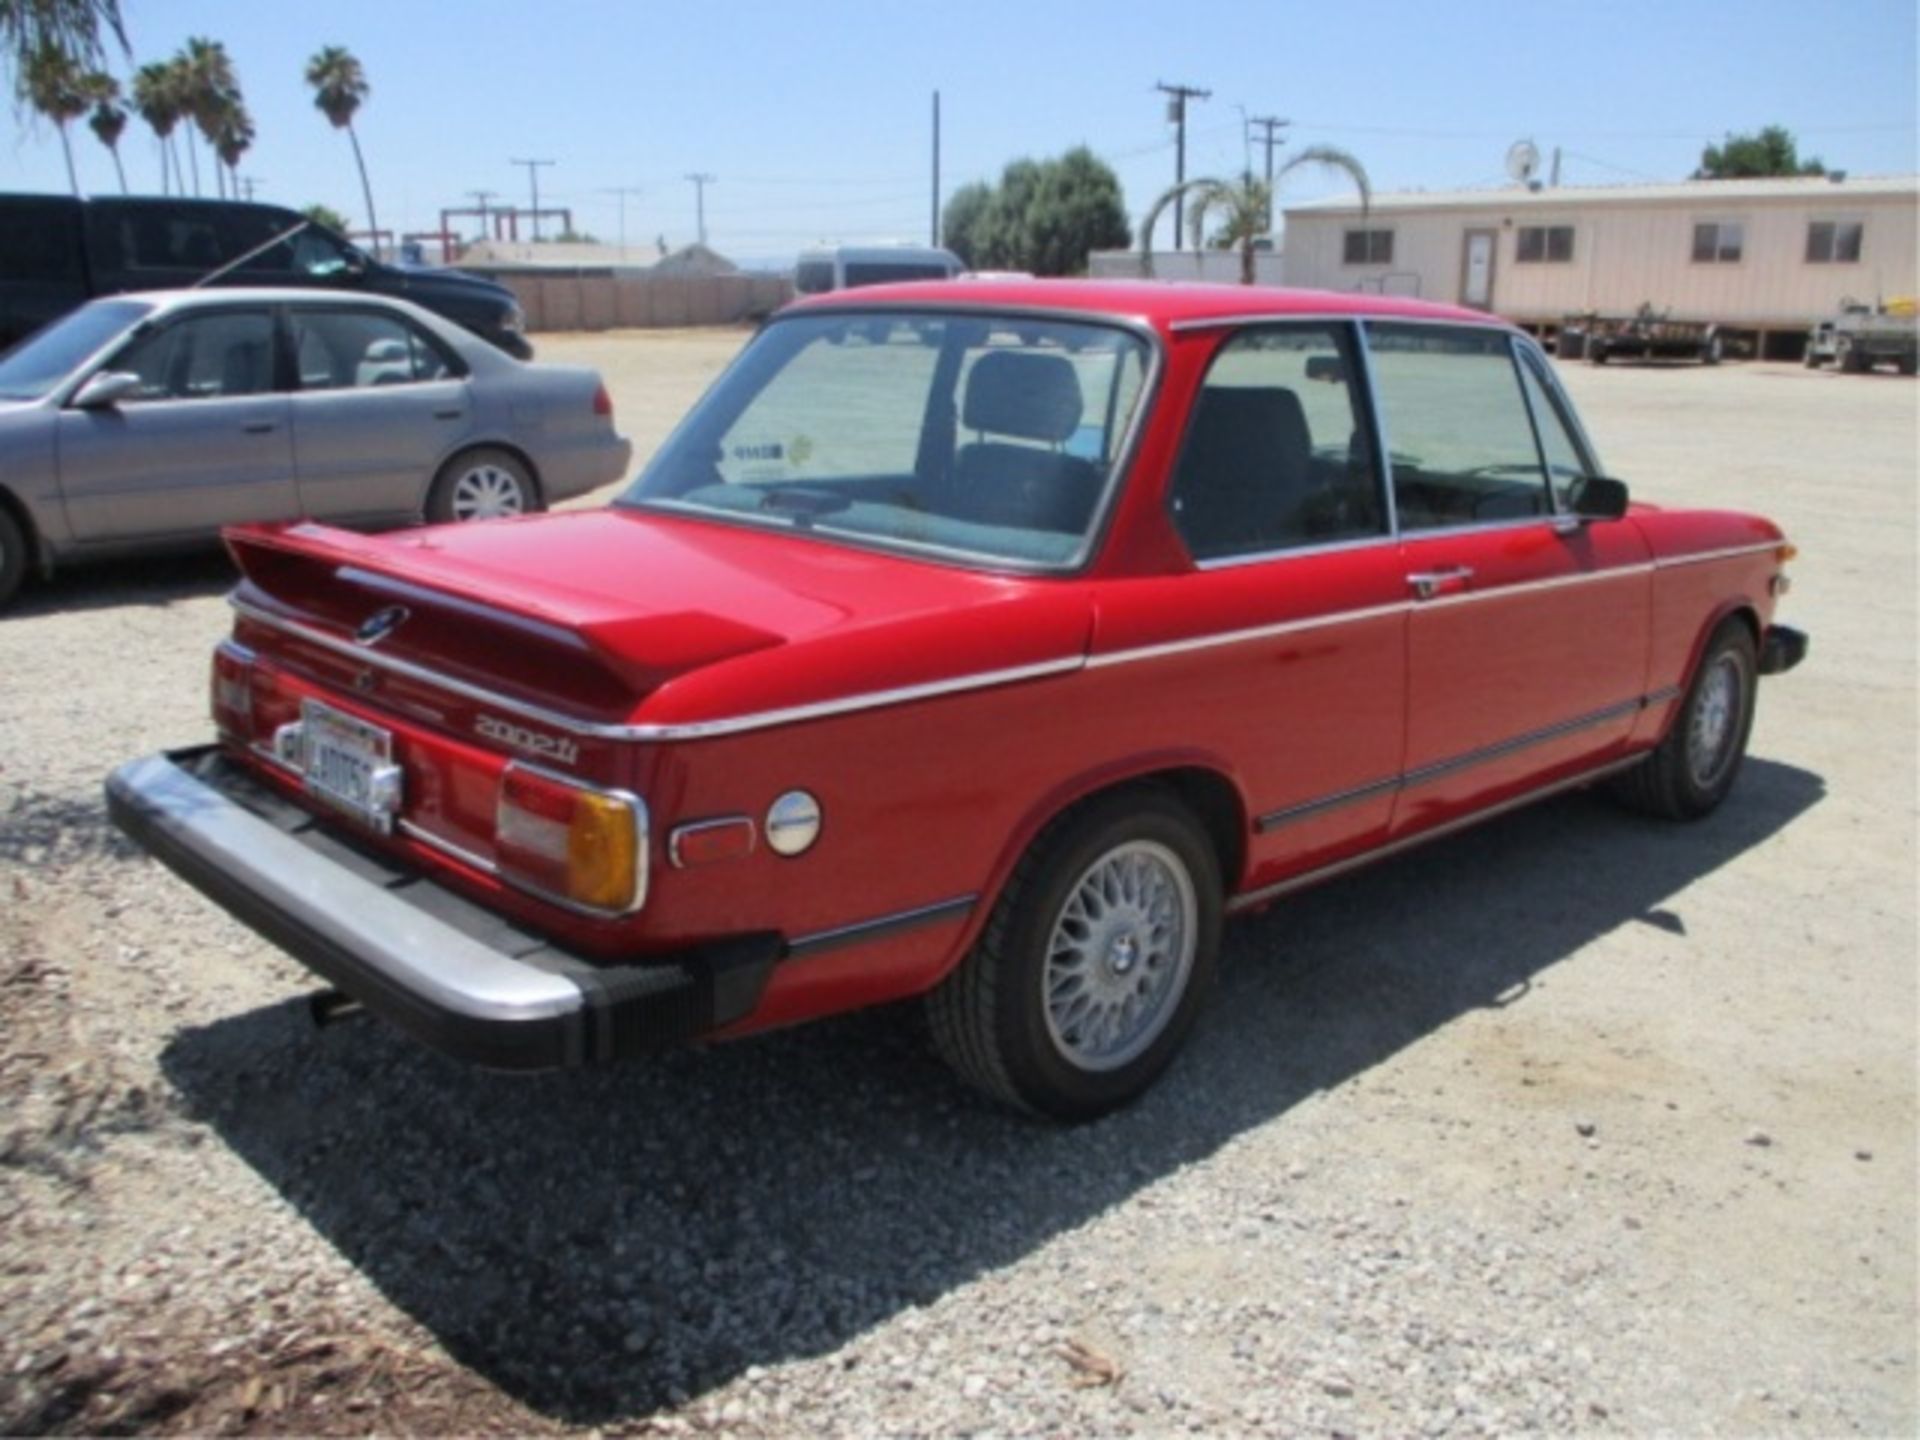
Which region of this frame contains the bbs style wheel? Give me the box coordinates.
[927,787,1222,1121]
[427,447,542,524]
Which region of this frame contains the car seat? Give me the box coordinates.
[1169,386,1321,558]
[951,351,1100,533]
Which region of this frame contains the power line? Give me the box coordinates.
[509,158,555,239]
[1248,115,1289,230]
[1155,80,1211,250]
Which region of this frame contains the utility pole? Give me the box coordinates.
[1247,115,1289,231]
[510,158,555,239]
[466,189,497,241]
[600,186,644,260]
[239,175,263,201]
[685,172,716,247]
[1156,81,1211,250]
[931,90,941,248]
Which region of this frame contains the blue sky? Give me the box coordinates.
[4,0,1915,264]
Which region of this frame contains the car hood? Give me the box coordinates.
[377,264,518,311]
[224,510,1093,729]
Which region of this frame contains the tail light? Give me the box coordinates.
[211,641,255,741]
[592,382,613,419]
[496,763,647,914]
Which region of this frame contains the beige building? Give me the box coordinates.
[1281,174,1918,354]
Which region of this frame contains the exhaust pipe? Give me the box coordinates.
[308,989,365,1029]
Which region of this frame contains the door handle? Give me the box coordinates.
[241,421,278,434]
[1407,566,1474,600]
[433,409,464,421]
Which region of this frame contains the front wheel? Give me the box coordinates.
[927,788,1222,1121]
[1610,619,1758,820]
[426,447,542,524]
[0,507,28,611]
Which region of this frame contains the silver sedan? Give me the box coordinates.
[0,288,632,608]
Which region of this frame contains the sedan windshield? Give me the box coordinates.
[620,310,1152,569]
[0,299,152,400]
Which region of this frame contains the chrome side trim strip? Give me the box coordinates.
[1170,310,1514,334]
[1418,562,1653,608]
[1652,541,1780,569]
[786,895,976,960]
[232,595,1084,742]
[1229,753,1643,912]
[1193,531,1395,571]
[1254,693,1655,832]
[399,818,497,875]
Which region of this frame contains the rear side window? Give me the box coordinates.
[0,199,83,281]
[842,262,955,288]
[102,205,227,271]
[1365,323,1553,530]
[1168,324,1384,562]
[291,309,456,388]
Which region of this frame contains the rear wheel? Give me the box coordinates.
[1702,333,1723,366]
[426,447,542,524]
[927,788,1222,1121]
[0,507,29,611]
[1610,619,1758,820]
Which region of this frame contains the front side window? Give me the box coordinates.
[1692,221,1744,263]
[292,310,454,389]
[232,215,360,278]
[1169,324,1384,562]
[1343,229,1394,265]
[1516,225,1574,263]
[1366,323,1553,530]
[108,310,276,401]
[1806,220,1864,264]
[622,310,1152,570]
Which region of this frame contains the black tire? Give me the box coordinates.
[1702,333,1723,366]
[425,447,542,524]
[0,506,29,612]
[1589,344,1609,366]
[1899,354,1917,377]
[926,787,1223,1121]
[1610,619,1758,821]
[1839,346,1869,375]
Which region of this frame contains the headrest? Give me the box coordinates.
[1186,386,1311,464]
[962,351,1083,443]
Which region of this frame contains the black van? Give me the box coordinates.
[0,195,532,358]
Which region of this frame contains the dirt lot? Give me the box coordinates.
[1,331,1914,1436]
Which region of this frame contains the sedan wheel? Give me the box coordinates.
[927,787,1221,1121]
[427,448,541,524]
[1610,619,1757,820]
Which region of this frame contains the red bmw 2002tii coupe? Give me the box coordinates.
[109,281,1806,1119]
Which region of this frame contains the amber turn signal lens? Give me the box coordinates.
[1776,542,1797,563]
[496,764,646,912]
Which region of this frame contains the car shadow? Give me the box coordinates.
[159,758,1823,1423]
[6,548,238,619]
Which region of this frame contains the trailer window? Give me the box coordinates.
[1691,222,1744,264]
[1342,229,1394,265]
[1516,225,1574,263]
[1806,221,1864,264]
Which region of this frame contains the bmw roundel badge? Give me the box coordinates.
[355,605,411,646]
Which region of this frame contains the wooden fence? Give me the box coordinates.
[468,269,794,332]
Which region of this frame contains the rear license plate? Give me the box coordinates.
[300,699,401,833]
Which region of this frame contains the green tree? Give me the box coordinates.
[17,39,88,194]
[131,59,185,193]
[948,149,1131,276]
[212,99,252,193]
[0,0,123,86]
[305,45,378,252]
[302,202,351,234]
[941,180,993,268]
[80,66,124,191]
[1141,146,1372,283]
[1695,125,1824,179]
[180,36,239,198]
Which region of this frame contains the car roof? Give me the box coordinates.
[116,286,409,308]
[788,278,1503,330]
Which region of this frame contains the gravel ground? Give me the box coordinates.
[1,336,1913,1436]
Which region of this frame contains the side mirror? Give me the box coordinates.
[71,371,141,409]
[1570,475,1629,521]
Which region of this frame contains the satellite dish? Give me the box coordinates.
[1506,139,1542,186]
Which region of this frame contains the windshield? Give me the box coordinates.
[0,299,152,401]
[620,310,1152,570]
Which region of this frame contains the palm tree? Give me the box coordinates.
[81,68,126,192]
[1140,146,1373,284]
[18,40,89,195]
[130,61,183,194]
[1,0,125,88]
[166,53,199,194]
[213,101,253,195]
[180,37,238,199]
[305,46,377,253]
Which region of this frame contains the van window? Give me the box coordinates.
[843,261,954,288]
[109,205,227,272]
[0,199,83,281]
[795,260,835,295]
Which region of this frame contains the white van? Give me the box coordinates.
[794,244,964,295]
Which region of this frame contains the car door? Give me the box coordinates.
[1366,320,1652,835]
[284,305,474,523]
[54,306,297,543]
[1089,321,1409,891]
